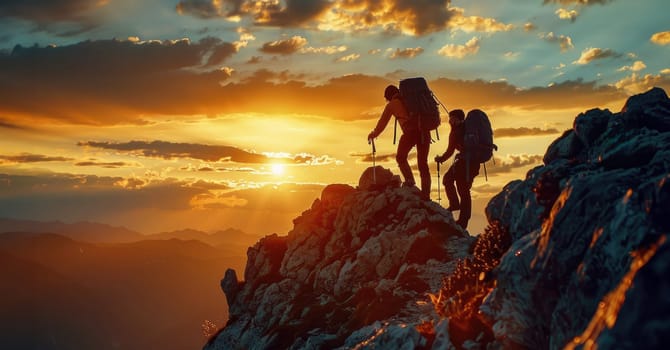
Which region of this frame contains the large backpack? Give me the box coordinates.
[463,109,495,164]
[397,77,442,141]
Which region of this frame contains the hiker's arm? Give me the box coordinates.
[369,103,393,139]
[436,131,456,162]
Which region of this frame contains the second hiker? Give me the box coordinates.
[435,109,480,229]
[367,85,431,199]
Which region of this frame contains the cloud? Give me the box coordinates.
[74,160,143,168]
[494,127,561,138]
[650,31,670,46]
[0,0,108,23]
[349,152,398,163]
[389,47,424,59]
[543,0,613,5]
[555,8,579,21]
[301,45,347,55]
[336,53,361,62]
[485,154,544,175]
[438,37,480,58]
[573,47,621,65]
[78,140,271,163]
[617,60,646,72]
[176,0,245,19]
[0,37,631,125]
[259,36,308,55]
[0,119,31,130]
[0,38,239,124]
[524,22,537,32]
[78,140,339,165]
[614,72,670,95]
[0,153,74,164]
[539,32,574,52]
[448,13,514,33]
[429,77,626,111]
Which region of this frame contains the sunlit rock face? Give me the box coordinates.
[205,174,473,349]
[483,87,670,349]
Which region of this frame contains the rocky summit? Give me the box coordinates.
[206,87,670,350]
[206,166,474,349]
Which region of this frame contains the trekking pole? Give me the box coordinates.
[436,160,441,203]
[368,137,377,184]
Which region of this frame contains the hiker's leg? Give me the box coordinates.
[443,163,459,209]
[396,133,415,186]
[456,161,480,229]
[416,135,431,199]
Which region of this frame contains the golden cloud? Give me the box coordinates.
[260,35,308,54]
[573,47,620,65]
[555,8,578,22]
[438,37,480,58]
[650,31,670,46]
[389,47,424,59]
[539,32,574,52]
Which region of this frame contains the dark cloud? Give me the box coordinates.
[176,0,245,19]
[74,160,141,168]
[429,78,626,112]
[543,0,613,5]
[0,0,104,23]
[78,140,270,163]
[246,55,262,64]
[394,0,458,35]
[349,152,398,163]
[176,0,331,26]
[0,118,30,130]
[0,38,630,125]
[0,173,211,222]
[494,127,561,138]
[250,0,331,26]
[0,153,73,164]
[259,36,307,55]
[0,38,237,125]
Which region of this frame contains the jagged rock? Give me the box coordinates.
[480,87,670,349]
[358,165,401,191]
[207,166,473,350]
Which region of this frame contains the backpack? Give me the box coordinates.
[396,77,442,142]
[463,109,496,164]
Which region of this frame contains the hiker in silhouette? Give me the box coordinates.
[367,85,431,199]
[435,109,480,229]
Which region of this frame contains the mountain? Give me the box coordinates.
[0,233,247,350]
[0,218,143,243]
[205,87,670,349]
[147,228,261,251]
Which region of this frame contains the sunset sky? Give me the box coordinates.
[1,0,668,236]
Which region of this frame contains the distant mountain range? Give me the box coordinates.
[0,217,261,247]
[0,221,252,350]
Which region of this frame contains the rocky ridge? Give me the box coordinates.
[207,166,473,349]
[206,87,670,349]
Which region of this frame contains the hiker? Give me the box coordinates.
[367,85,431,199]
[435,109,480,229]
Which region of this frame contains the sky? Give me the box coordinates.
[1,0,668,236]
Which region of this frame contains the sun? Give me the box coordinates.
[270,163,285,176]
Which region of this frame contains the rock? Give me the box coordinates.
[480,88,670,349]
[220,269,239,308]
[206,166,472,350]
[358,166,401,191]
